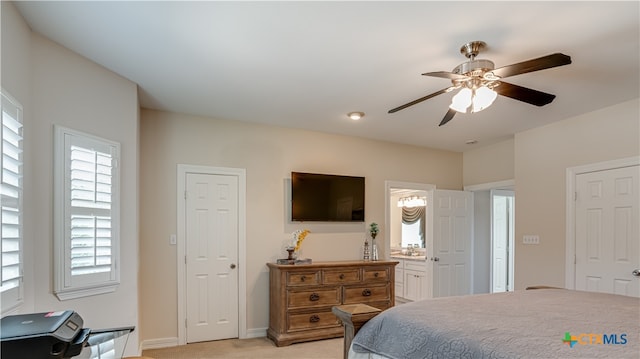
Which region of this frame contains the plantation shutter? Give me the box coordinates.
[54,126,120,299]
[1,91,23,311]
[69,145,113,276]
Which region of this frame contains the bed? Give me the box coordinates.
[346,288,639,359]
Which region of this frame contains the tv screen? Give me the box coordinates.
[291,172,365,222]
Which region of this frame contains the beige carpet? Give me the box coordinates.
[142,337,343,359]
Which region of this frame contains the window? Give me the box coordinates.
[401,220,422,248]
[54,126,120,300]
[401,206,426,248]
[1,91,24,313]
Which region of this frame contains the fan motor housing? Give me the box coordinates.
[452,59,495,77]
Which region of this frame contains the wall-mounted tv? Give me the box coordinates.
[291,172,365,222]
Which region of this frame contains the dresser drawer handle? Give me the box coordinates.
[300,275,306,282]
[362,289,372,297]
[309,293,320,301]
[309,315,320,323]
[374,272,379,278]
[339,274,345,280]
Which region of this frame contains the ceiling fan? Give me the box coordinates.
[388,41,571,126]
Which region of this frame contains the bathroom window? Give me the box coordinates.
[402,220,423,248]
[401,206,425,248]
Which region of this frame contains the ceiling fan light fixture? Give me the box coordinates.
[472,86,498,113]
[450,86,497,114]
[449,88,472,113]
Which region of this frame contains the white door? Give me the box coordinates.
[431,190,473,297]
[491,190,514,293]
[186,173,239,342]
[575,165,639,297]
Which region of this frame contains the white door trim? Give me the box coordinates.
[489,189,515,293]
[464,179,515,192]
[177,164,247,345]
[565,156,639,289]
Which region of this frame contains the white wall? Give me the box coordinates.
[139,109,462,343]
[389,194,402,248]
[472,190,491,294]
[2,3,141,355]
[514,99,639,289]
[463,138,514,187]
[463,100,639,291]
[463,137,515,294]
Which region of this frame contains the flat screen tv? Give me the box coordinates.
[291,172,365,222]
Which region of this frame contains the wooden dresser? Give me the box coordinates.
[266,260,398,346]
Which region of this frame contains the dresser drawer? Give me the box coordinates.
[287,271,321,286]
[323,268,360,284]
[365,300,393,311]
[287,310,340,332]
[343,283,390,304]
[287,288,341,308]
[363,267,390,282]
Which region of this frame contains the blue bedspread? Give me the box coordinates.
[351,289,639,359]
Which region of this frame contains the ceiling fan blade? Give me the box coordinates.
[388,87,456,113]
[487,53,571,79]
[439,108,457,127]
[422,71,469,81]
[494,81,556,106]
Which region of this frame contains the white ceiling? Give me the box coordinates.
[14,1,640,152]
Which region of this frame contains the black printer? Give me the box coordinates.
[1,310,90,359]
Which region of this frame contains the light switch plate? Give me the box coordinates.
[523,235,540,245]
[170,234,177,245]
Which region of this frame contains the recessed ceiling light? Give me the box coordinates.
[465,139,478,145]
[347,112,364,120]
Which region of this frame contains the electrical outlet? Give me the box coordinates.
[523,235,540,245]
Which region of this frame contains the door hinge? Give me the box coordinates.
[184,190,188,200]
[185,318,187,328]
[185,255,187,265]
[574,191,578,201]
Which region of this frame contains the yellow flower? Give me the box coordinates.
[293,229,310,251]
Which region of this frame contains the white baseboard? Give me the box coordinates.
[141,337,179,350]
[141,329,266,350]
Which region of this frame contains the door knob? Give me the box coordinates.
[431,257,440,262]
[632,269,640,277]
[230,263,236,269]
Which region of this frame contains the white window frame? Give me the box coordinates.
[1,90,24,313]
[54,126,120,300]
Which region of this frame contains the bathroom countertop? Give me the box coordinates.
[390,254,426,261]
